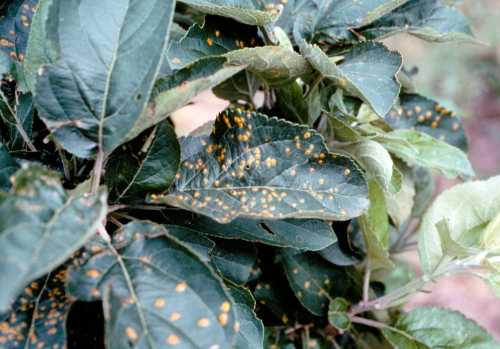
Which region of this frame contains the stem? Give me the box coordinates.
[129,205,165,211]
[55,142,71,180]
[107,215,124,228]
[362,258,371,305]
[90,149,104,195]
[263,83,271,110]
[350,316,415,339]
[111,212,138,221]
[73,156,78,177]
[303,74,324,99]
[259,26,277,46]
[108,204,128,213]
[97,223,112,243]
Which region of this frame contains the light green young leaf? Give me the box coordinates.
[365,180,390,247]
[300,41,401,117]
[358,215,395,271]
[328,298,351,330]
[480,210,500,252]
[436,219,482,258]
[419,175,500,273]
[274,26,293,51]
[383,129,475,178]
[324,111,362,142]
[384,167,415,230]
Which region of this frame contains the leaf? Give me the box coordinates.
[105,120,181,204]
[358,215,396,271]
[277,82,309,124]
[317,221,361,266]
[325,111,362,143]
[343,140,403,195]
[282,251,359,316]
[150,109,369,222]
[0,0,38,62]
[383,306,500,349]
[165,210,339,250]
[270,0,317,36]
[360,0,483,44]
[382,129,475,178]
[178,0,282,26]
[384,93,469,153]
[225,282,264,349]
[213,70,262,105]
[365,180,390,247]
[0,164,107,310]
[384,167,415,229]
[484,272,500,300]
[273,26,293,51]
[34,0,176,158]
[328,298,351,330]
[0,263,70,349]
[419,175,500,273]
[8,92,34,150]
[301,41,401,117]
[0,143,20,191]
[23,0,56,91]
[436,219,482,258]
[166,225,215,261]
[66,221,237,349]
[411,166,435,218]
[210,238,257,285]
[226,46,313,87]
[263,327,296,349]
[481,210,500,252]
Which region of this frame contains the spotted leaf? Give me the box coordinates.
[34,0,175,158]
[282,251,361,316]
[167,15,259,70]
[359,0,482,44]
[210,238,257,285]
[178,0,282,26]
[165,209,338,250]
[225,282,264,349]
[0,143,19,190]
[66,221,237,349]
[149,109,369,223]
[0,164,107,310]
[0,0,38,62]
[0,263,70,349]
[301,41,402,117]
[105,120,181,204]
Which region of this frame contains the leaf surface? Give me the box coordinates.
[358,215,395,271]
[0,143,19,191]
[384,166,415,229]
[66,221,237,349]
[213,70,262,105]
[150,109,369,223]
[210,238,257,285]
[7,92,34,150]
[166,225,215,261]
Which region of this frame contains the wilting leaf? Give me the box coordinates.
[166,225,215,261]
[0,263,71,349]
[0,164,107,310]
[419,175,500,273]
[384,93,468,152]
[150,109,369,223]
[106,120,181,204]
[0,143,20,190]
[358,215,395,271]
[34,0,175,158]
[165,210,338,250]
[8,92,34,150]
[301,41,401,117]
[282,251,359,316]
[383,307,500,349]
[210,238,257,285]
[360,0,482,44]
[66,221,237,349]
[178,0,282,26]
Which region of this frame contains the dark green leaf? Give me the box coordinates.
[34,0,175,158]
[411,166,435,218]
[226,283,264,349]
[277,82,309,124]
[0,164,107,310]
[0,0,38,62]
[150,109,369,222]
[0,143,19,190]
[359,0,482,44]
[106,120,181,204]
[166,210,338,250]
[8,92,34,150]
[213,70,262,106]
[67,221,238,349]
[269,0,317,37]
[210,238,257,285]
[328,298,351,330]
[0,263,70,349]
[383,307,500,349]
[178,0,282,26]
[301,41,401,117]
[282,251,358,316]
[384,93,469,153]
[166,225,215,261]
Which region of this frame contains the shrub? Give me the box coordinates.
[1,0,500,348]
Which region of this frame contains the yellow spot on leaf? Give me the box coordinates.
[86,270,100,278]
[155,299,165,308]
[175,283,187,292]
[219,313,228,326]
[166,334,181,345]
[171,313,181,321]
[198,318,210,327]
[126,327,138,340]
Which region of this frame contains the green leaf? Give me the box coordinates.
[282,251,359,316]
[324,111,362,143]
[105,120,181,204]
[358,215,396,271]
[24,0,56,91]
[226,46,313,87]
[34,0,176,158]
[277,82,309,124]
[381,266,414,294]
[0,0,38,62]
[178,0,282,26]
[225,282,264,349]
[481,210,500,252]
[383,306,500,349]
[0,164,107,310]
[167,15,259,70]
[419,175,500,273]
[273,26,293,51]
[360,0,483,44]
[301,41,401,117]
[213,70,262,106]
[484,272,500,300]
[210,238,257,285]
[411,166,435,218]
[7,92,34,150]
[382,129,475,178]
[150,109,369,222]
[317,221,361,266]
[365,180,390,247]
[362,0,411,26]
[0,143,20,191]
[328,297,351,330]
[166,210,338,250]
[384,166,415,229]
[67,221,237,349]
[166,225,215,261]
[270,0,317,37]
[384,93,469,153]
[343,140,403,195]
[436,219,482,258]
[0,263,70,349]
